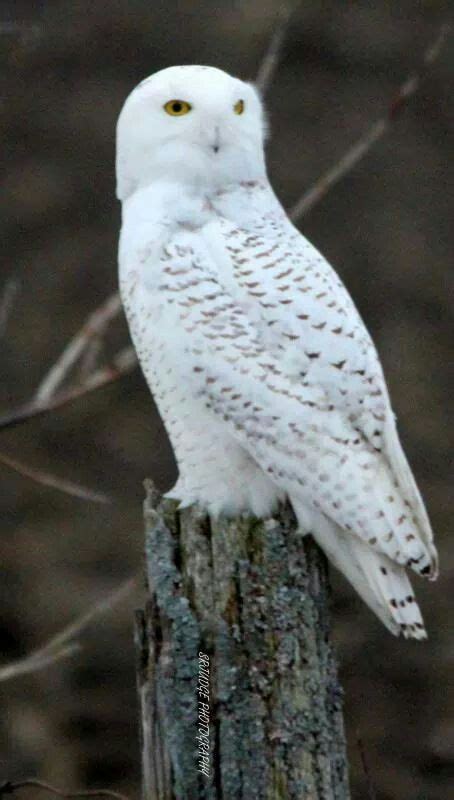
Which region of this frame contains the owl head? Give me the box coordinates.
[116,65,267,200]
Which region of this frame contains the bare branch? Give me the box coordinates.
[45,576,137,653]
[0,577,137,683]
[290,23,450,221]
[0,292,135,438]
[290,120,387,221]
[255,4,297,95]
[79,337,104,383]
[0,279,20,338]
[0,346,137,432]
[356,733,378,800]
[0,644,80,683]
[35,292,122,404]
[0,778,131,800]
[0,451,112,504]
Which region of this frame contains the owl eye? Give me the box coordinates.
[164,99,192,116]
[234,99,245,115]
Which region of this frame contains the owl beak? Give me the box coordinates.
[210,126,221,154]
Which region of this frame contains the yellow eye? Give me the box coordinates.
[164,99,192,116]
[234,99,245,115]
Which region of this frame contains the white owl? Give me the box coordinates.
[116,65,438,639]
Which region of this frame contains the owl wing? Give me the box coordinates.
[213,215,437,573]
[126,221,436,579]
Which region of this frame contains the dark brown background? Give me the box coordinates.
[1,2,452,798]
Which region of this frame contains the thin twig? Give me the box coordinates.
[290,121,387,220]
[79,337,104,382]
[0,346,137,432]
[0,279,20,337]
[356,732,378,800]
[0,577,137,683]
[0,778,131,800]
[45,577,137,653]
[0,451,111,504]
[35,292,122,404]
[255,4,297,95]
[0,644,80,682]
[290,23,450,221]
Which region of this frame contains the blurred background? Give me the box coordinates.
[1,1,452,798]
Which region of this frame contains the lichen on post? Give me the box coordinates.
[135,480,350,800]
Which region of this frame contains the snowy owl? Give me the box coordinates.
[116,65,438,639]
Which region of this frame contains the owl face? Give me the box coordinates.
[116,65,267,199]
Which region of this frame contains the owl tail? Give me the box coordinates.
[294,505,427,640]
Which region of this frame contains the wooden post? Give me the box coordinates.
[135,480,350,800]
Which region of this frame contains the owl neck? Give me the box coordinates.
[117,140,267,201]
[121,177,284,237]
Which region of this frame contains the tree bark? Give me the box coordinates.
[135,480,350,800]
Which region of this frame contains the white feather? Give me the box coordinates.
[293,504,427,639]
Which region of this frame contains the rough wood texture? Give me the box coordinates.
[136,480,350,800]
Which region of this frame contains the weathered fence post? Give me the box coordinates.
[135,480,350,800]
